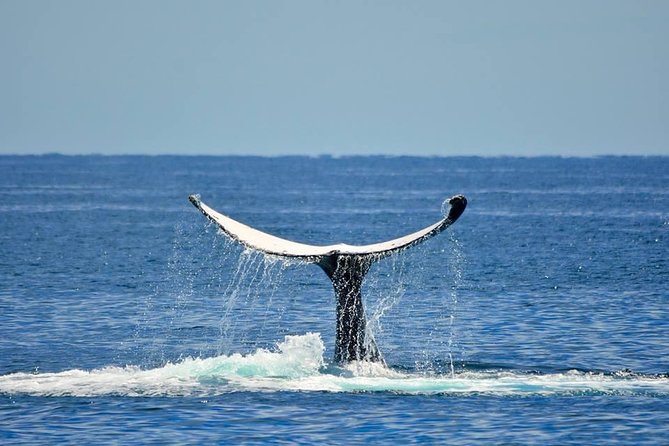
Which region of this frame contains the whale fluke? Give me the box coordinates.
[189,194,467,363]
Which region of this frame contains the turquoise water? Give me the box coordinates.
[1,155,668,443]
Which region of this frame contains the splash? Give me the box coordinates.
[2,334,668,397]
[0,333,324,397]
[133,222,299,365]
[445,231,465,376]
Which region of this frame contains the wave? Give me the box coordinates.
[1,334,667,397]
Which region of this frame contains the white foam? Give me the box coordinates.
[0,333,324,397]
[1,334,668,397]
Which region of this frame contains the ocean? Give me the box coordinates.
[1,155,667,444]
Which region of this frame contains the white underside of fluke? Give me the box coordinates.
[192,197,452,260]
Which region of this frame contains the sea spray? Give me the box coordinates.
[217,249,264,350]
[179,332,325,380]
[140,219,308,363]
[132,221,239,366]
[446,231,465,377]
[0,333,326,397]
[3,335,668,397]
[364,253,408,360]
[215,249,308,355]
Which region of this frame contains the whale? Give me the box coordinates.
[189,194,467,363]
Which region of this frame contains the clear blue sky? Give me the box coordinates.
[1,0,667,156]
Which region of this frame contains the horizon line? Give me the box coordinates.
[0,151,667,159]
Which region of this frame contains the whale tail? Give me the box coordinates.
[189,194,467,363]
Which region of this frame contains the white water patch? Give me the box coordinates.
[0,333,325,397]
[2,334,668,397]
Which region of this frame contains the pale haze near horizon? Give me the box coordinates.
[1,0,667,157]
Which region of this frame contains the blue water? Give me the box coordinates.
[1,155,668,444]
